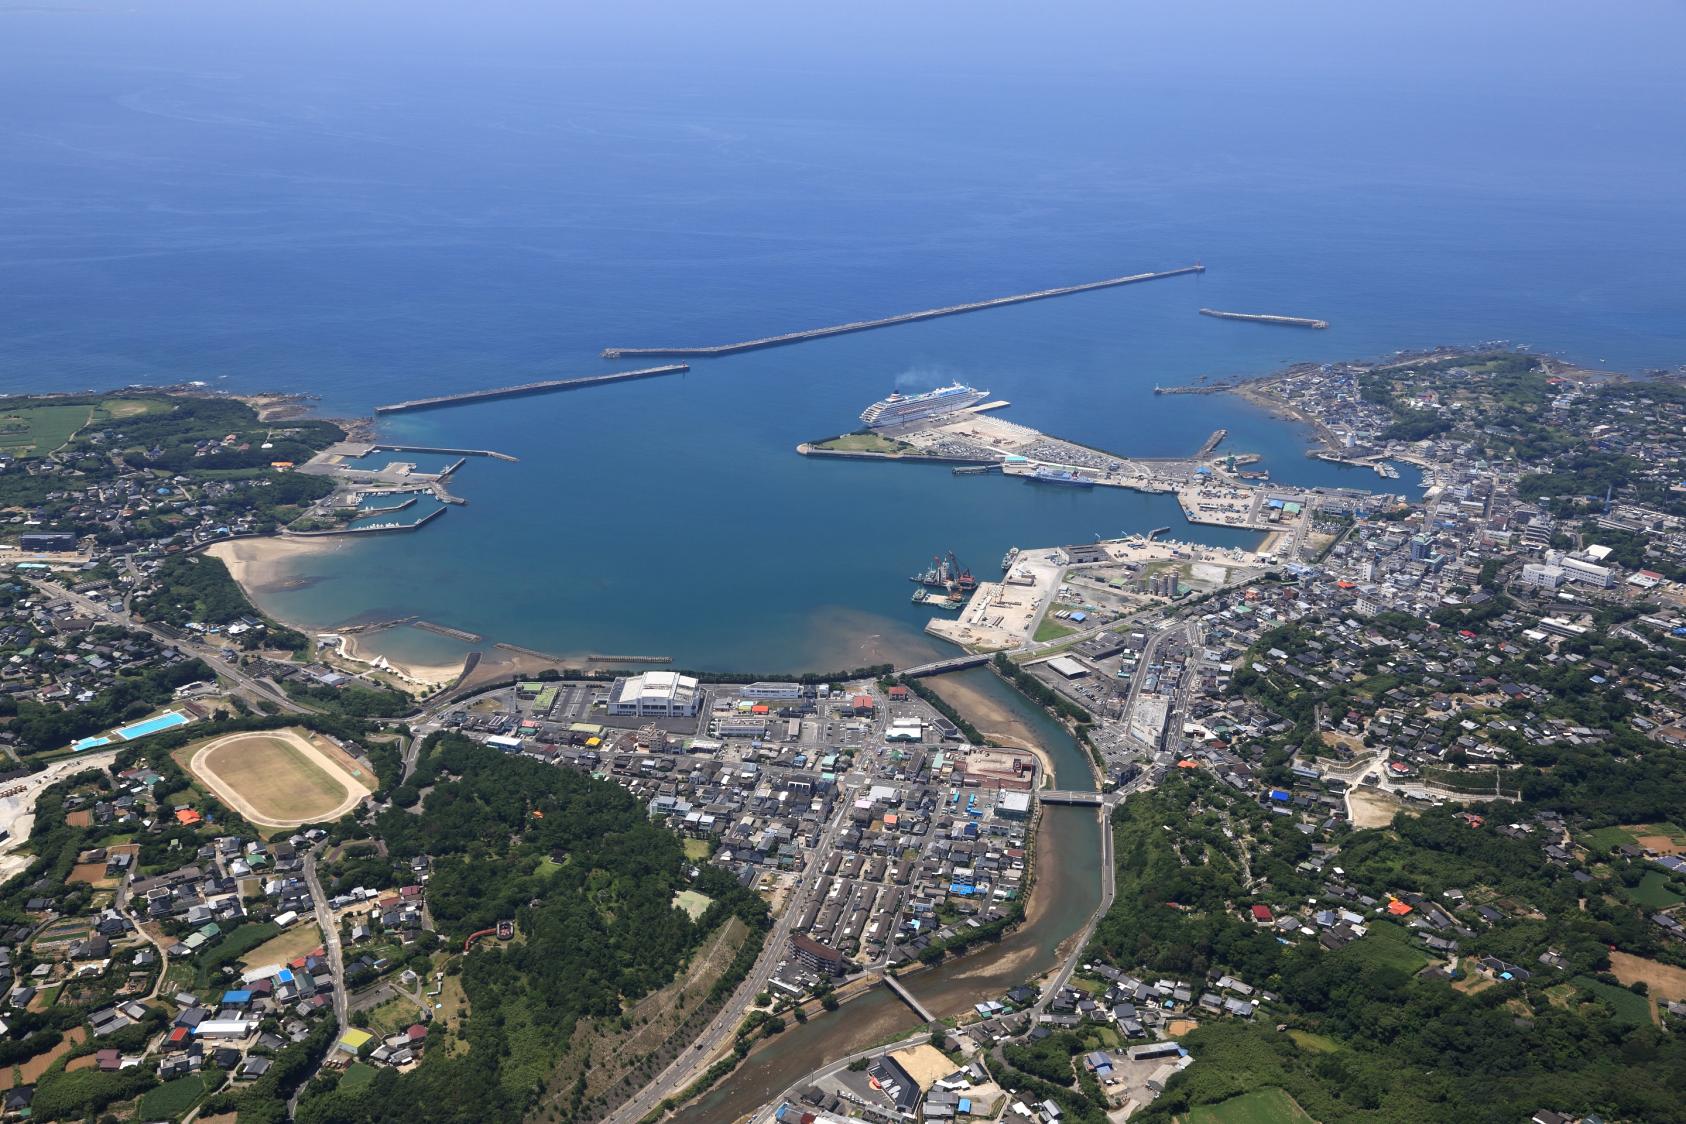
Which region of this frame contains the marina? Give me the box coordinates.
[600,265,1205,358]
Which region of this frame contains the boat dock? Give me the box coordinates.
[1199,308,1328,329]
[601,265,1205,358]
[373,364,690,414]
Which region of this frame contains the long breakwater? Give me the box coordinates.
[374,364,689,414]
[601,264,1205,358]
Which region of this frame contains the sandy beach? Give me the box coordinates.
[336,631,465,689]
[926,672,1063,786]
[206,535,345,592]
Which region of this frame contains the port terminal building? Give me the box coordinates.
[607,671,702,717]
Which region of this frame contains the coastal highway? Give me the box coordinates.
[28,576,310,716]
[605,776,861,1124]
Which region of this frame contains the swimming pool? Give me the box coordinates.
[71,736,112,752]
[114,711,190,740]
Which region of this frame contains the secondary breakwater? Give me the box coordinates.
[1199,307,1328,329]
[601,265,1205,358]
[373,364,689,414]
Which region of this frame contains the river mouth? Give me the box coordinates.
[684,666,1104,1124]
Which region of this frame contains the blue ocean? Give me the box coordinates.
[4,0,1683,670]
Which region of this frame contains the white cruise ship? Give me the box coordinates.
[859,383,988,429]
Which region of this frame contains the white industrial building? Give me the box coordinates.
[607,671,701,717]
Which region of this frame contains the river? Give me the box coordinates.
[687,666,1104,1123]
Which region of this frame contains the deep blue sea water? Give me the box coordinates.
[4,1,1684,670]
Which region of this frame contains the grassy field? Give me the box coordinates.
[1573,975,1653,1027]
[1182,1087,1314,1124]
[340,1062,379,1094]
[1335,920,1431,974]
[682,838,712,861]
[1624,870,1685,909]
[1034,617,1076,642]
[1583,825,1637,852]
[1287,1030,1343,1054]
[238,921,325,969]
[0,403,94,457]
[672,889,715,920]
[814,432,913,454]
[137,1072,216,1120]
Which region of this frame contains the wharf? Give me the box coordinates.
[601,265,1205,358]
[1199,308,1328,329]
[374,364,689,414]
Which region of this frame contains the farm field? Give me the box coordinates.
[0,403,94,457]
[1623,870,1685,909]
[137,1072,218,1121]
[1182,1087,1315,1124]
[1572,975,1653,1027]
[180,728,372,829]
[1608,950,1686,1005]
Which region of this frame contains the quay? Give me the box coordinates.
[373,364,690,414]
[882,974,935,1023]
[1199,308,1328,329]
[601,265,1205,358]
[586,654,673,664]
[415,620,485,644]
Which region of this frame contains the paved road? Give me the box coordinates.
[303,849,349,1029]
[605,779,860,1124]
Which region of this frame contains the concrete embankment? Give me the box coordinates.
[603,265,1205,358]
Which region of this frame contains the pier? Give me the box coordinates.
[882,974,935,1023]
[285,506,446,536]
[373,364,690,415]
[601,265,1205,358]
[1199,308,1328,329]
[951,464,1003,476]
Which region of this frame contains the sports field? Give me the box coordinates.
[184,729,373,829]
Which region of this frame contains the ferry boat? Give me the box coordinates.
[1028,468,1094,488]
[1001,546,1020,571]
[860,383,989,429]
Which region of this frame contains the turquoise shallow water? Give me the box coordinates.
[2,0,1683,669]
